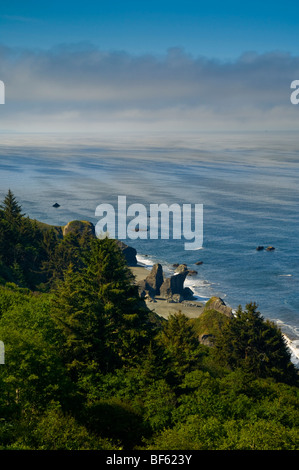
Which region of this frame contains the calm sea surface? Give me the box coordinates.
[0,131,298,360]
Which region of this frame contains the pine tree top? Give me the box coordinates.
[0,189,24,224]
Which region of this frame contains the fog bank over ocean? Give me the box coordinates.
[0,130,298,362]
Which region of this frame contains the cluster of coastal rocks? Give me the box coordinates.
[136,263,197,303]
[256,245,275,251]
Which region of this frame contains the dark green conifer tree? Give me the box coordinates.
[213,302,297,384]
[0,189,24,227]
[158,312,205,380]
[51,238,154,378]
[0,191,47,287]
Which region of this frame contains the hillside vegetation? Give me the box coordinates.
[0,191,298,450]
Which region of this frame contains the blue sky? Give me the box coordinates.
[1,1,299,133]
[1,1,299,58]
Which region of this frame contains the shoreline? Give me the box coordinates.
[130,265,205,319]
[130,260,299,366]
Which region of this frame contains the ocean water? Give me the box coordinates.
[0,131,298,363]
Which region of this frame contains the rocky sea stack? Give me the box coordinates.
[137,262,196,303]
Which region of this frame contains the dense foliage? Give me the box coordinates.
[0,191,298,450]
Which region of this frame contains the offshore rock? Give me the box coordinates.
[174,264,188,274]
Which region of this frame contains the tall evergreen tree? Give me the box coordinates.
[0,189,24,227]
[158,312,205,379]
[51,238,154,378]
[0,192,47,287]
[42,232,83,287]
[213,302,297,384]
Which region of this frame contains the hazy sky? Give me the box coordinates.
[1,1,299,133]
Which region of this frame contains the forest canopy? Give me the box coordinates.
[0,191,298,451]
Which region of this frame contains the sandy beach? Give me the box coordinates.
[130,265,299,365]
[130,265,205,320]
